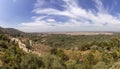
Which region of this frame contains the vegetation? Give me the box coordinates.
[1,28,120,69]
[30,34,120,69]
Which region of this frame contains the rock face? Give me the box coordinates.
[11,38,41,56]
[11,38,29,53]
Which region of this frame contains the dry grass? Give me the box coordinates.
[64,49,90,61]
[32,44,51,55]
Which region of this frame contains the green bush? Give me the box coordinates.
[93,61,107,69]
[42,54,66,69]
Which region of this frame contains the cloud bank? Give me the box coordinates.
[18,0,120,32]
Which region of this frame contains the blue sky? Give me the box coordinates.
[1,0,120,32]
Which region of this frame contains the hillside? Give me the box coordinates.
[29,33,120,69]
[0,31,46,68]
[0,27,24,37]
[1,27,120,69]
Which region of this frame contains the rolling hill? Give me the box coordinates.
[0,27,24,37]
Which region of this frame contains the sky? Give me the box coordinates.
[1,0,120,32]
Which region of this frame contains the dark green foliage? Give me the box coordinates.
[26,40,32,50]
[20,54,44,69]
[50,47,58,54]
[42,54,66,69]
[0,34,44,69]
[65,59,77,69]
[26,34,120,69]
[34,34,119,50]
[50,48,69,61]
[2,32,120,69]
[43,34,76,48]
[0,66,9,69]
[80,52,97,69]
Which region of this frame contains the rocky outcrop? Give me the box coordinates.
[11,38,41,56]
[11,38,29,53]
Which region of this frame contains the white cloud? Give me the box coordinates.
[47,19,56,22]
[18,0,120,32]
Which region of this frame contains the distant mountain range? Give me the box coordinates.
[0,27,24,37]
[0,26,119,36]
